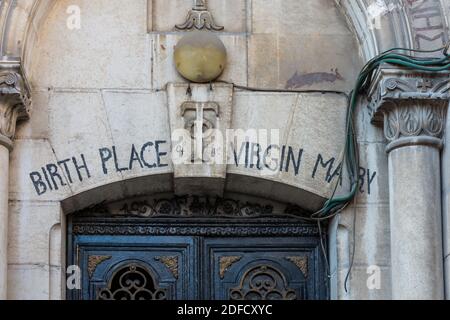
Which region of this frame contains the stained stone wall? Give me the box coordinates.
[3,0,450,300]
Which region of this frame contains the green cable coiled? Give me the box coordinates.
[315,45,450,219]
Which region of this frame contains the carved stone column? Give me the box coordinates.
[0,61,31,299]
[368,67,449,300]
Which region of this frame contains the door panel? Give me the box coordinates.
[72,236,197,300]
[202,237,323,300]
[69,235,327,300]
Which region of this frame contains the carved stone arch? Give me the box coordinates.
[0,0,57,72]
[336,0,410,60]
[336,0,449,61]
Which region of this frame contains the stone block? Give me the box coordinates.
[31,0,150,90]
[48,91,122,195]
[251,0,351,35]
[9,139,72,201]
[15,90,50,140]
[8,201,61,265]
[101,90,173,181]
[248,33,361,91]
[338,204,391,267]
[336,266,392,300]
[228,91,348,204]
[7,264,50,300]
[350,142,389,205]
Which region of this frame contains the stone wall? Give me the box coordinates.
[3,0,450,300]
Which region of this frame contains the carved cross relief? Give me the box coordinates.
[167,83,233,196]
[180,101,219,163]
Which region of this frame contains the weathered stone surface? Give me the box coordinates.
[7,264,50,300]
[48,91,121,194]
[15,90,50,140]
[32,0,150,90]
[102,90,173,181]
[252,0,351,35]
[389,145,444,299]
[8,201,60,265]
[9,139,71,201]
[228,91,347,208]
[3,0,450,301]
[351,143,389,205]
[248,0,362,91]
[343,204,391,267]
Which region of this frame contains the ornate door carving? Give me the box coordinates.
[202,237,318,300]
[67,196,328,300]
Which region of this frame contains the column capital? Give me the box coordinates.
[368,67,450,153]
[0,59,32,150]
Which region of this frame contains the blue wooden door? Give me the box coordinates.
[67,196,328,300]
[71,235,198,300]
[202,237,322,300]
[69,234,326,300]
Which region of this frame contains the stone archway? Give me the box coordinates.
[1,0,450,300]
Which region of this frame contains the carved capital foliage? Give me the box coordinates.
[0,65,32,144]
[368,67,449,151]
[383,100,446,142]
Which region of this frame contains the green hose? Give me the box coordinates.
[315,45,450,218]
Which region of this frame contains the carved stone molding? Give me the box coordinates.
[368,67,450,152]
[175,0,224,31]
[0,62,32,149]
[116,196,274,218]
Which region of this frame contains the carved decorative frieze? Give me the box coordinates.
[88,255,112,278]
[155,256,179,279]
[176,0,224,31]
[0,66,31,148]
[367,67,450,152]
[285,256,308,278]
[219,256,242,279]
[73,225,320,237]
[116,196,274,218]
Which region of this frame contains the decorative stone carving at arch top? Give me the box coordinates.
[175,0,224,31]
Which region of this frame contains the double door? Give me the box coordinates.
[69,235,327,300]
